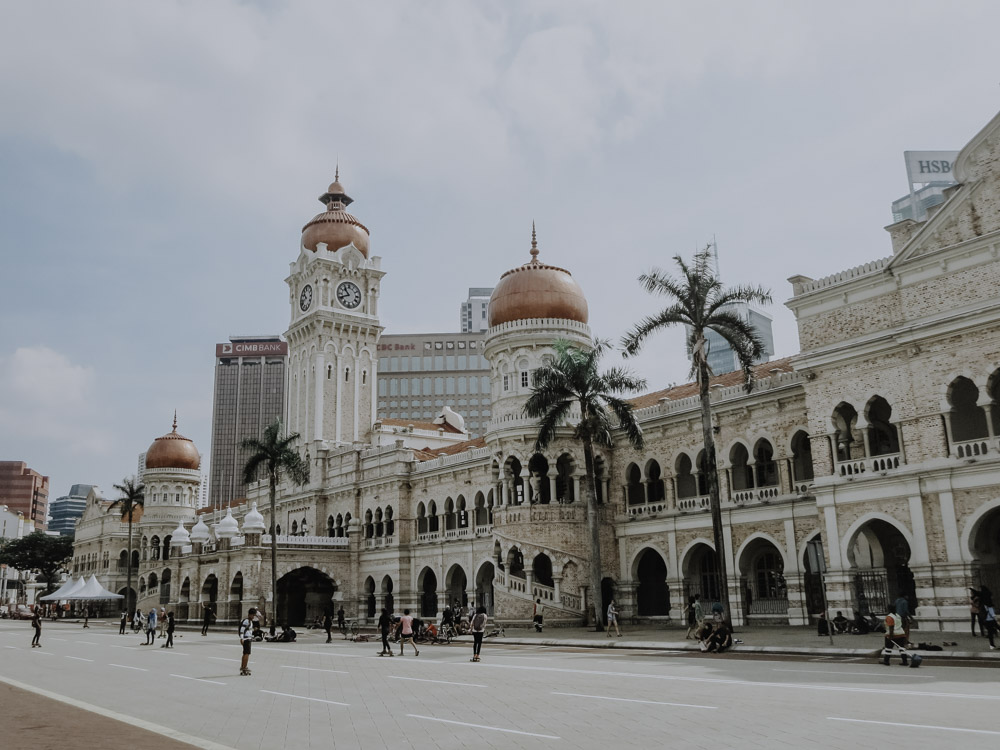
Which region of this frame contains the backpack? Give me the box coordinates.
[472,612,487,632]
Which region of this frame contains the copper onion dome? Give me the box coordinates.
[144,413,201,471]
[301,167,370,257]
[488,224,589,327]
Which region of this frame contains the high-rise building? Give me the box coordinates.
[208,336,287,510]
[697,302,775,375]
[460,287,493,333]
[48,483,94,537]
[891,182,955,222]
[376,331,491,435]
[0,461,49,530]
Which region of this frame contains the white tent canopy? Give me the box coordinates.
[73,574,123,600]
[39,576,86,601]
[39,574,122,601]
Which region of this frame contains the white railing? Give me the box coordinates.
[627,502,668,516]
[532,582,555,602]
[261,534,349,548]
[561,592,582,610]
[475,524,493,537]
[836,453,903,477]
[730,485,781,505]
[677,495,709,511]
[443,527,473,540]
[952,438,996,460]
[364,536,396,550]
[417,531,440,543]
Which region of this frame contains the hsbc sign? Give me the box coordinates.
[216,341,288,357]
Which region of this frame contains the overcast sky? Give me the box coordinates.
[2,1,999,506]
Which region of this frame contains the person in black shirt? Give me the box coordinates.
[378,608,394,656]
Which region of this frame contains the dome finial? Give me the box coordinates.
[335,159,339,183]
[530,221,539,261]
[172,410,177,432]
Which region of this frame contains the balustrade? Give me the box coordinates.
[677,495,710,511]
[626,502,667,516]
[952,438,995,460]
[260,534,349,548]
[835,453,903,477]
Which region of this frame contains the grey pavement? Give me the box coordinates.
[2,619,999,750]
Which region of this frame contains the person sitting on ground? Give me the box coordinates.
[817,611,830,636]
[849,611,869,634]
[832,611,850,634]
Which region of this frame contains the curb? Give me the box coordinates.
[467,636,1000,661]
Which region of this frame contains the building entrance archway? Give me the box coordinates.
[445,565,467,609]
[847,519,912,615]
[970,506,1000,598]
[635,548,669,616]
[475,562,495,615]
[418,568,438,618]
[683,543,720,604]
[276,567,335,627]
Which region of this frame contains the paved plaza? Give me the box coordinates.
[2,620,999,749]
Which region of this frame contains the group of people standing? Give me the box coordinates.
[120,606,176,647]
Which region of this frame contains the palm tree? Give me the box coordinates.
[523,338,646,631]
[621,247,771,623]
[110,476,145,618]
[242,418,309,634]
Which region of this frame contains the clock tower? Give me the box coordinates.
[284,172,384,447]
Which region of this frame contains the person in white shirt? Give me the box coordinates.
[239,607,257,676]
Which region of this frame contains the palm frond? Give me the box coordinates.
[621,306,691,357]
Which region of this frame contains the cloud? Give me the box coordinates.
[0,346,110,455]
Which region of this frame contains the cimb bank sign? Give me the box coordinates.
[904,150,959,185]
[216,341,288,357]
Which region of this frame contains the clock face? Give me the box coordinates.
[299,284,313,312]
[336,281,362,309]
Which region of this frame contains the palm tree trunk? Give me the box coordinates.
[698,358,732,624]
[582,437,605,632]
[269,471,278,636]
[126,511,133,619]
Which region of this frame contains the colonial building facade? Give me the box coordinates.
[74,110,1000,632]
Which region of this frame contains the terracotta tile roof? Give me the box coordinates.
[379,418,465,434]
[196,497,248,516]
[414,436,487,461]
[629,356,796,410]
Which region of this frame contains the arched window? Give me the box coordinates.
[344,513,351,537]
[729,444,753,491]
[833,402,859,462]
[428,501,439,533]
[385,506,394,537]
[753,440,778,487]
[948,377,988,442]
[645,460,664,503]
[675,454,696,499]
[336,514,344,538]
[625,464,643,505]
[364,509,374,539]
[866,396,899,456]
[444,497,456,530]
[328,515,335,537]
[291,520,298,535]
[787,431,812,484]
[416,502,427,534]
[150,536,161,561]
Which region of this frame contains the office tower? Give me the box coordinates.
[208,336,287,509]
[0,461,49,530]
[460,287,493,333]
[376,331,491,435]
[48,483,95,537]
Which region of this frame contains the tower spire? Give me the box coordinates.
[172,409,178,432]
[530,221,539,261]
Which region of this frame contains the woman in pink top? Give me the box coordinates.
[398,609,419,656]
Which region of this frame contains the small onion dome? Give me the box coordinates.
[190,517,211,544]
[215,507,240,539]
[301,169,370,257]
[145,413,201,471]
[242,502,266,534]
[488,224,588,327]
[169,521,191,547]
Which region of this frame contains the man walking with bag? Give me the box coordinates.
[239,607,256,676]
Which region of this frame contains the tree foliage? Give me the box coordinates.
[0,532,75,591]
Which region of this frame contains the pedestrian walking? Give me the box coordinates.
[970,588,982,636]
[533,599,544,632]
[158,607,167,639]
[398,608,419,656]
[324,609,333,644]
[337,605,346,636]
[30,608,41,648]
[119,611,127,634]
[687,594,704,639]
[163,611,175,648]
[133,608,143,633]
[985,603,998,651]
[145,607,157,645]
[82,606,90,628]
[470,606,488,662]
[239,607,256,676]
[683,596,697,639]
[980,586,994,636]
[377,608,394,656]
[201,602,214,636]
[894,594,912,642]
[606,599,622,637]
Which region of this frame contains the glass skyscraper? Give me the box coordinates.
[208,336,287,509]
